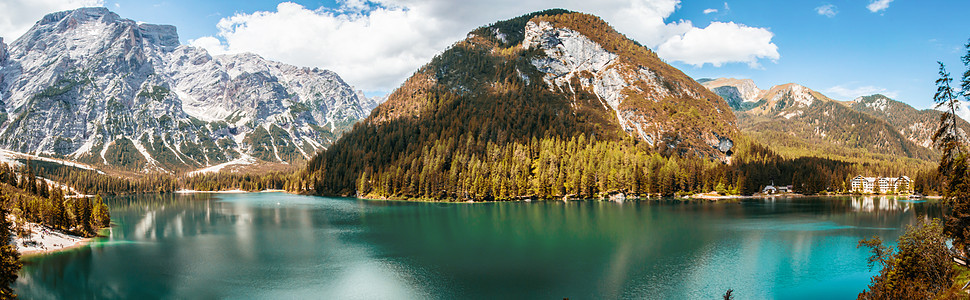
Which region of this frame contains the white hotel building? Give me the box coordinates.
[850,175,912,194]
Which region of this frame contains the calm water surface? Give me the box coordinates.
[14,193,942,299]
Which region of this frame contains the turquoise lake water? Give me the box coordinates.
[14,193,942,299]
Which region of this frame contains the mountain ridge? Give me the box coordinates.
[701,78,969,162]
[371,10,738,158]
[0,7,379,173]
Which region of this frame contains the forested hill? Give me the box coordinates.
[302,10,741,199]
[848,94,970,149]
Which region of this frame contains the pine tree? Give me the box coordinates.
[933,62,964,178]
[936,56,970,267]
[0,205,21,298]
[76,197,92,235]
[91,195,110,229]
[49,188,67,231]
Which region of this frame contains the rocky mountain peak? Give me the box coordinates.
[704,79,827,114]
[38,7,114,26]
[373,10,737,160]
[853,94,893,112]
[700,78,763,102]
[137,23,179,49]
[769,83,815,107]
[0,7,378,172]
[303,9,742,197]
[700,78,766,110]
[25,7,179,51]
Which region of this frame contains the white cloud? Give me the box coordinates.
[815,4,837,18]
[187,36,228,55]
[195,0,779,92]
[703,8,717,14]
[655,22,779,68]
[0,0,104,40]
[956,100,970,122]
[825,84,899,100]
[933,99,970,122]
[867,0,893,13]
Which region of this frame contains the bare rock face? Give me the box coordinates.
[0,38,7,65]
[702,78,762,102]
[520,19,735,158]
[0,7,379,171]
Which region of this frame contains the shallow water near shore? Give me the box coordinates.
[14,193,942,299]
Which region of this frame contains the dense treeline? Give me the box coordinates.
[30,160,178,194]
[353,135,725,200]
[0,206,18,298]
[0,163,111,238]
[308,126,932,201]
[181,172,299,192]
[23,160,299,195]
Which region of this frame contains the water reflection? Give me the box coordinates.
[847,195,933,213]
[15,195,944,299]
[17,193,433,299]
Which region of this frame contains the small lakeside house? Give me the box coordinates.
[762,184,794,194]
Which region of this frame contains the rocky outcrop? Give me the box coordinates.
[851,94,970,149]
[523,19,733,156]
[701,78,767,110]
[707,80,821,117]
[523,21,634,134]
[0,38,6,65]
[701,78,762,102]
[0,7,376,171]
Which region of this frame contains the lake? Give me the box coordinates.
[14,193,942,299]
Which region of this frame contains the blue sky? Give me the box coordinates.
[3,0,969,110]
[668,0,970,109]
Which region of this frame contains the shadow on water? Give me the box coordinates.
[15,194,943,299]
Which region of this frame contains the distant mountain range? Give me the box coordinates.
[0,7,381,173]
[701,78,970,162]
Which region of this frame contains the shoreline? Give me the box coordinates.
[688,193,805,201]
[356,193,937,203]
[13,221,93,257]
[174,189,287,194]
[168,189,940,204]
[20,238,92,257]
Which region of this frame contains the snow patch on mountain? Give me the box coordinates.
[789,84,814,107]
[0,7,375,171]
[856,95,890,111]
[188,154,255,176]
[0,149,100,172]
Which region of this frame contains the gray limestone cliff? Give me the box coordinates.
[0,7,379,171]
